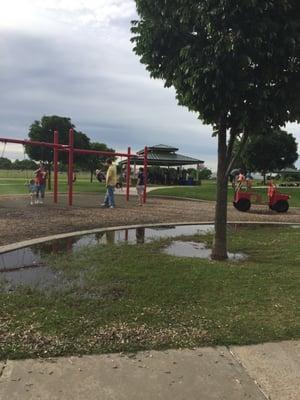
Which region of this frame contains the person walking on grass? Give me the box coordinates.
[101,159,117,208]
[35,164,47,204]
[136,167,145,206]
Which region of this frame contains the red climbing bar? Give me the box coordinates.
[126,146,131,201]
[53,130,59,203]
[143,146,148,203]
[68,129,74,206]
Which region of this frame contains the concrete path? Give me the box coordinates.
[0,340,299,400]
[115,186,170,196]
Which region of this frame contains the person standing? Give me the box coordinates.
[35,164,47,204]
[136,167,145,206]
[101,159,117,208]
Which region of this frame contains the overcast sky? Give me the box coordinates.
[1,0,299,170]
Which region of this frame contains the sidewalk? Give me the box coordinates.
[0,340,299,400]
[115,186,169,196]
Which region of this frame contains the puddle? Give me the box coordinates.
[164,241,246,261]
[1,265,67,291]
[0,224,214,272]
[0,223,297,288]
[0,224,213,289]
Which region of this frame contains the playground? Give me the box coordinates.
[1,150,300,400]
[1,136,300,400]
[1,192,300,246]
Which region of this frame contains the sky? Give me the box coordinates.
[0,0,299,171]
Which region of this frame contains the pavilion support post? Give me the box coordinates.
[53,130,59,204]
[143,146,148,203]
[126,147,131,201]
[68,128,74,206]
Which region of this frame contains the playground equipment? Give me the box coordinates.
[233,179,290,212]
[0,130,148,206]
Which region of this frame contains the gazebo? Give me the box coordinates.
[136,144,204,167]
[123,144,204,184]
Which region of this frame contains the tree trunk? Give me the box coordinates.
[263,172,266,185]
[90,170,93,183]
[211,125,228,260]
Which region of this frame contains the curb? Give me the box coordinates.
[149,195,211,202]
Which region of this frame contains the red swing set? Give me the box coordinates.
[0,129,149,206]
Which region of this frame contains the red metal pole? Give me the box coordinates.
[0,137,67,149]
[53,130,59,203]
[68,128,74,206]
[126,146,131,201]
[143,146,148,203]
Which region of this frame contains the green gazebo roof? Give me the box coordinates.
[131,144,204,166]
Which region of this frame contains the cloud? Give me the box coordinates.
[41,0,136,26]
[0,19,217,164]
[1,0,136,30]
[0,0,299,171]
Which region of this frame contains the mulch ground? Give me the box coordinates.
[1,193,300,246]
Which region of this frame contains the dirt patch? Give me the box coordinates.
[1,193,300,246]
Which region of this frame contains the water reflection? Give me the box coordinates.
[136,227,145,244]
[1,265,66,291]
[0,225,213,273]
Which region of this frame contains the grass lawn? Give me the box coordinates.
[1,225,299,360]
[0,177,106,195]
[149,182,300,207]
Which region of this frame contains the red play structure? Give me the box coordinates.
[0,129,148,206]
[233,180,290,212]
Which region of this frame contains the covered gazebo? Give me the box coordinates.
[136,144,204,167]
[124,144,204,184]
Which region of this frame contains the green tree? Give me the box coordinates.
[0,157,12,169]
[237,129,298,183]
[198,167,212,180]
[25,116,90,189]
[132,0,300,259]
[12,159,38,170]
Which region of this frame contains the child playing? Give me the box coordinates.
[26,179,37,205]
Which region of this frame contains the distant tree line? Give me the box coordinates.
[0,157,37,170]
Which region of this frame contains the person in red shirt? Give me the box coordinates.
[35,164,47,204]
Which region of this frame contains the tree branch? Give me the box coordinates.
[226,127,239,167]
[225,130,249,177]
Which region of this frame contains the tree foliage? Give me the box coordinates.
[237,129,298,177]
[198,167,212,180]
[132,1,300,132]
[0,157,12,169]
[13,159,38,170]
[0,157,39,170]
[132,0,300,259]
[25,116,91,169]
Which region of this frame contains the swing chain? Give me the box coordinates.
[1,141,7,158]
